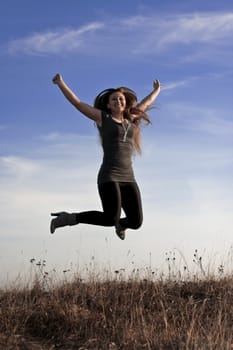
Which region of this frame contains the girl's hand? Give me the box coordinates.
[52,73,63,85]
[153,79,160,91]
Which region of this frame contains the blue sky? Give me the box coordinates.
[1,0,233,285]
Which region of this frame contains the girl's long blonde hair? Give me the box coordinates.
[94,87,151,153]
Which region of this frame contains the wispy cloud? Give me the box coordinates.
[162,69,233,92]
[153,12,233,49]
[193,114,233,136]
[168,103,233,136]
[161,79,192,92]
[0,156,41,179]
[6,22,104,55]
[5,12,233,58]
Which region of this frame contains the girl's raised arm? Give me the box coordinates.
[137,79,161,112]
[52,74,102,125]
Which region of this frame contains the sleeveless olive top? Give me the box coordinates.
[97,111,136,185]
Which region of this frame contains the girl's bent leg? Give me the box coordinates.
[119,182,143,230]
[77,182,121,226]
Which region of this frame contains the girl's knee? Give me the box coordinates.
[104,214,118,226]
[130,218,143,230]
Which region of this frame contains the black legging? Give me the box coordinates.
[76,181,143,230]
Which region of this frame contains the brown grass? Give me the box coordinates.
[1,263,233,350]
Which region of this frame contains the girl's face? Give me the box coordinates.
[107,92,126,114]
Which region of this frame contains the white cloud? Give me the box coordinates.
[6,22,104,55]
[168,102,233,136]
[5,12,233,58]
[162,79,192,91]
[0,156,41,179]
[154,13,233,49]
[194,115,233,136]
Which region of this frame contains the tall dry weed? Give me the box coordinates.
[1,270,233,349]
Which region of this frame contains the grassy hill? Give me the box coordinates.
[1,265,233,349]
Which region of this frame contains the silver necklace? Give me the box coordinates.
[122,121,130,142]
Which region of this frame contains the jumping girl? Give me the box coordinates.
[50,74,160,239]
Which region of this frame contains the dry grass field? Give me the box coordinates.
[1,256,233,350]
